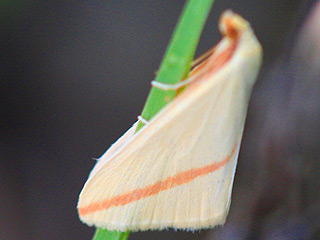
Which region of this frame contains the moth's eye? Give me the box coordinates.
[224,19,238,39]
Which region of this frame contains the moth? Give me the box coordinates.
[77,11,262,231]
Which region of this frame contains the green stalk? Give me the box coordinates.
[93,0,215,239]
[136,0,215,131]
[93,229,129,240]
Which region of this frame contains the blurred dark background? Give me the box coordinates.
[1,0,320,239]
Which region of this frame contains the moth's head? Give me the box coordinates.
[219,10,250,39]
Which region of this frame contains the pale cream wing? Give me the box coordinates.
[78,11,262,231]
[89,122,138,178]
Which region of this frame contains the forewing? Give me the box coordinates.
[77,12,262,231]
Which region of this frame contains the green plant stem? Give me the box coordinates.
[136,0,215,131]
[93,229,129,240]
[93,0,215,239]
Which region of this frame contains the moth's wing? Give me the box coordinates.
[89,122,137,178]
[78,12,262,231]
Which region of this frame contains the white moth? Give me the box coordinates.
[77,11,262,231]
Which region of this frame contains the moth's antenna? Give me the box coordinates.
[151,57,212,90]
[151,74,197,90]
[137,115,149,125]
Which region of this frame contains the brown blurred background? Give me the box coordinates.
[1,0,320,239]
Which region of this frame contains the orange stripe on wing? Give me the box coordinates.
[78,143,238,216]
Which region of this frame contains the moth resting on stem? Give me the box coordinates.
[78,11,262,232]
